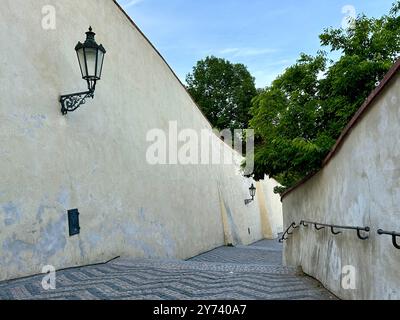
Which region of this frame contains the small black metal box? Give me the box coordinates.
[68,209,80,236]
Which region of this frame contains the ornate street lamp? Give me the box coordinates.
[245,183,257,205]
[60,27,106,115]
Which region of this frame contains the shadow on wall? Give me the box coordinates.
[281,61,400,300]
[0,0,284,282]
[256,177,284,240]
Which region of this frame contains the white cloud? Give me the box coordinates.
[118,0,144,9]
[218,47,277,57]
[219,48,241,55]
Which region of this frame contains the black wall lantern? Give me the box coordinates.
[60,27,106,115]
[245,183,257,205]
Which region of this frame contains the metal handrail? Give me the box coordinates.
[300,220,370,240]
[279,222,299,243]
[280,220,400,249]
[378,229,400,249]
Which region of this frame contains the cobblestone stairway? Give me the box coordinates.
[0,239,336,300]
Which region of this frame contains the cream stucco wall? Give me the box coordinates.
[0,0,282,281]
[257,177,283,239]
[282,73,400,300]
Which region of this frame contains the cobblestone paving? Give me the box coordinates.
[189,246,283,266]
[0,239,336,300]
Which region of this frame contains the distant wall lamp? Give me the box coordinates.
[60,27,106,115]
[244,183,257,205]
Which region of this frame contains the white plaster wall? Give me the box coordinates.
[259,177,283,238]
[282,73,400,300]
[0,0,272,281]
[216,145,264,245]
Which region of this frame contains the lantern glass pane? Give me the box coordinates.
[96,51,104,79]
[76,48,87,78]
[84,48,97,79]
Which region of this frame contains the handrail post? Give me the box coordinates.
[356,227,370,240]
[331,226,341,235]
[279,222,298,243]
[378,229,400,249]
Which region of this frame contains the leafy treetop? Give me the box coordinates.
[249,1,400,192]
[186,56,257,131]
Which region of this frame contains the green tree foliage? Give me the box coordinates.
[250,1,400,191]
[186,56,257,131]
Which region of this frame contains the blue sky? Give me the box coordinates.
[117,0,395,88]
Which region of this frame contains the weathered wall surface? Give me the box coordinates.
[282,72,400,300]
[0,0,282,281]
[256,177,283,239]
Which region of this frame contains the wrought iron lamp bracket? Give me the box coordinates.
[60,89,95,115]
